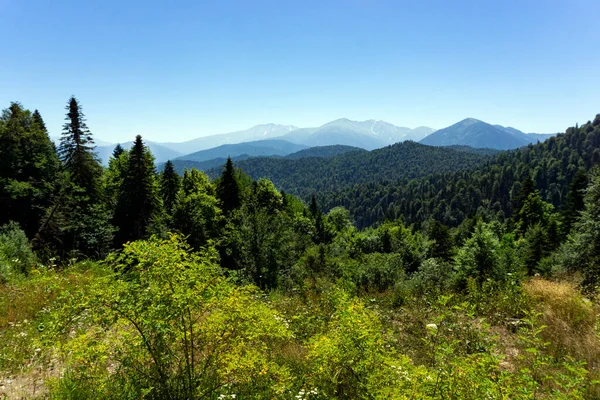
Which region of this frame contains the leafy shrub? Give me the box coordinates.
[48,235,292,399]
[0,221,36,282]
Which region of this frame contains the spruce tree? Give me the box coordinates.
[160,160,181,215]
[114,135,162,245]
[58,96,102,196]
[217,157,241,215]
[309,194,319,218]
[562,168,588,236]
[112,143,125,158]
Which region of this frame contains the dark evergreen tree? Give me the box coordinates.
[114,135,162,245]
[562,168,588,236]
[217,157,241,215]
[381,229,392,253]
[57,96,102,197]
[160,160,181,215]
[103,144,129,209]
[426,220,453,261]
[0,103,59,236]
[32,109,47,132]
[112,143,125,158]
[309,194,319,217]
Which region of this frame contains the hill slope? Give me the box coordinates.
[285,145,366,159]
[206,141,494,198]
[420,118,554,150]
[320,115,600,227]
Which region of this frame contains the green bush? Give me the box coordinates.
[0,221,36,282]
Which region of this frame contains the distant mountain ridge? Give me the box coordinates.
[174,139,308,163]
[160,124,298,154]
[420,118,555,150]
[280,118,435,150]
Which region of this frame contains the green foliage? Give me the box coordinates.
[206,141,493,227]
[517,190,553,235]
[113,135,163,245]
[454,221,502,286]
[172,169,222,249]
[58,96,103,198]
[561,168,600,291]
[0,103,59,236]
[103,146,129,209]
[48,235,292,399]
[159,159,181,215]
[307,291,404,398]
[217,157,241,215]
[312,117,600,228]
[0,222,36,282]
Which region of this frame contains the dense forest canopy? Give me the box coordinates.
[205,141,495,202]
[1,98,600,398]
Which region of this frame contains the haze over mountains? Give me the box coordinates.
[53,117,556,165]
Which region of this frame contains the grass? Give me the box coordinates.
[0,264,105,399]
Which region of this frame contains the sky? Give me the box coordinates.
[1,0,599,143]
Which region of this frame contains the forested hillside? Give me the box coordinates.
[206,141,494,199]
[319,116,600,227]
[2,98,600,399]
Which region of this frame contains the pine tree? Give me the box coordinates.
[217,157,241,215]
[32,109,47,132]
[562,168,587,236]
[103,144,129,209]
[160,160,181,215]
[112,143,125,158]
[58,96,102,196]
[563,168,600,291]
[309,194,319,218]
[114,135,162,245]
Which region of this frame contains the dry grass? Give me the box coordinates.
[523,278,600,368]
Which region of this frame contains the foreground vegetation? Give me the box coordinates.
[1,99,600,398]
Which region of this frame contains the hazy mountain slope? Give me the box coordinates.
[160,124,298,154]
[175,139,307,162]
[420,118,529,149]
[420,118,555,150]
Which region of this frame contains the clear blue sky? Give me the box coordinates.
[1,0,598,142]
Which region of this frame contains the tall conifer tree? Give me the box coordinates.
[160,160,181,215]
[217,157,241,215]
[58,96,102,196]
[114,135,162,245]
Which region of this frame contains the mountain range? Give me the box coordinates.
[278,119,435,150]
[52,117,556,166]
